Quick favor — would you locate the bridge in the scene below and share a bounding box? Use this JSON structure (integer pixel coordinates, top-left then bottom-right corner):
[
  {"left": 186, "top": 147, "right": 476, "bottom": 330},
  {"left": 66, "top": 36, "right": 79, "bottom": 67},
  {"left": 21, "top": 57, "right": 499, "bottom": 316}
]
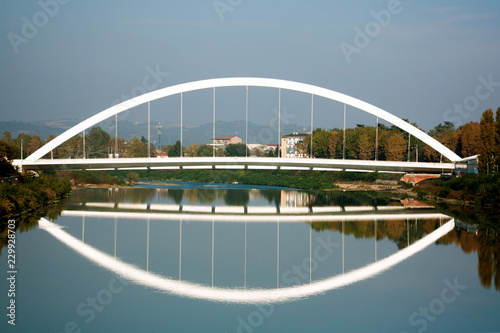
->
[
  {"left": 13, "top": 77, "right": 462, "bottom": 173},
  {"left": 18, "top": 156, "right": 455, "bottom": 173}
]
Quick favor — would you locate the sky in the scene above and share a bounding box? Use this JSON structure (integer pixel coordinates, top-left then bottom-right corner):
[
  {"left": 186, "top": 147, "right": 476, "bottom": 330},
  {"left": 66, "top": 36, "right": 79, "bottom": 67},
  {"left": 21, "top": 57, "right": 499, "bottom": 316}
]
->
[{"left": 1, "top": 0, "right": 499, "bottom": 133}]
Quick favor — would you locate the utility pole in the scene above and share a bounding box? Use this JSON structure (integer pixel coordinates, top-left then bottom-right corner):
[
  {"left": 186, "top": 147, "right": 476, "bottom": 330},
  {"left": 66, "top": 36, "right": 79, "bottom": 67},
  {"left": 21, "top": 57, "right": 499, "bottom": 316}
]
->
[
  {"left": 156, "top": 122, "right": 162, "bottom": 151},
  {"left": 83, "top": 131, "right": 85, "bottom": 159},
  {"left": 20, "top": 139, "right": 23, "bottom": 173}
]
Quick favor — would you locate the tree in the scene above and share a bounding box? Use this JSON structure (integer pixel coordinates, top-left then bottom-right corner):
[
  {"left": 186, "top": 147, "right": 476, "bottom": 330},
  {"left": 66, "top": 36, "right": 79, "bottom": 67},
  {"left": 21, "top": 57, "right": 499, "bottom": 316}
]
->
[
  {"left": 216, "top": 147, "right": 225, "bottom": 157},
  {"left": 266, "top": 147, "right": 278, "bottom": 157},
  {"left": 496, "top": 108, "right": 500, "bottom": 168},
  {"left": 87, "top": 126, "right": 110, "bottom": 158},
  {"left": 428, "top": 121, "right": 455, "bottom": 138},
  {"left": 479, "top": 109, "right": 496, "bottom": 173},
  {"left": 126, "top": 136, "right": 148, "bottom": 157},
  {"left": 311, "top": 129, "right": 330, "bottom": 158},
  {"left": 127, "top": 172, "right": 139, "bottom": 184},
  {"left": 422, "top": 130, "right": 458, "bottom": 163},
  {"left": 384, "top": 132, "right": 406, "bottom": 161},
  {"left": 296, "top": 139, "right": 308, "bottom": 157},
  {"left": 457, "top": 122, "right": 480, "bottom": 158},
  {"left": 0, "top": 141, "right": 17, "bottom": 176},
  {"left": 198, "top": 144, "right": 213, "bottom": 157},
  {"left": 28, "top": 136, "right": 41, "bottom": 155},
  {"left": 58, "top": 135, "right": 82, "bottom": 159},
  {"left": 250, "top": 147, "right": 266, "bottom": 157},
  {"left": 184, "top": 144, "right": 199, "bottom": 157},
  {"left": 149, "top": 143, "right": 157, "bottom": 157},
  {"left": 41, "top": 135, "right": 56, "bottom": 158},
  {"left": 358, "top": 133, "right": 373, "bottom": 160},
  {"left": 225, "top": 143, "right": 249, "bottom": 157},
  {"left": 328, "top": 131, "right": 340, "bottom": 159},
  {"left": 107, "top": 137, "right": 126, "bottom": 157},
  {"left": 2, "top": 131, "right": 13, "bottom": 144},
  {"left": 0, "top": 141, "right": 16, "bottom": 161},
  {"left": 168, "top": 141, "right": 181, "bottom": 157},
  {"left": 345, "top": 129, "right": 359, "bottom": 159}
]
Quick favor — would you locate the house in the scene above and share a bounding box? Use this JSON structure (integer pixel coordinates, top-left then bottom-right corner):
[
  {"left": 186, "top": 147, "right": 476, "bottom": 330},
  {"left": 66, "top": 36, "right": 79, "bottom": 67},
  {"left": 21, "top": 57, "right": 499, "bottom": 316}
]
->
[
  {"left": 280, "top": 132, "right": 308, "bottom": 158},
  {"left": 212, "top": 136, "right": 242, "bottom": 146}
]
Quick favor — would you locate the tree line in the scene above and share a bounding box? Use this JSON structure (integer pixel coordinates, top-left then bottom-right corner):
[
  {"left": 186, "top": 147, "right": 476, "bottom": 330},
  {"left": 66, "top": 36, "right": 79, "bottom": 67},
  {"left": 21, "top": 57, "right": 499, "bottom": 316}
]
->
[
  {"left": 1, "top": 108, "right": 499, "bottom": 173},
  {"left": 295, "top": 108, "right": 499, "bottom": 173},
  {"left": 0, "top": 127, "right": 256, "bottom": 159}
]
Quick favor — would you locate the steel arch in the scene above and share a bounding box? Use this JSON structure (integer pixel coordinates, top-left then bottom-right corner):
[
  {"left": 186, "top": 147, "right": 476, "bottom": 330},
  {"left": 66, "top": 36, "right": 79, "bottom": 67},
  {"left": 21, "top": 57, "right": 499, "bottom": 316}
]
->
[{"left": 25, "top": 78, "right": 461, "bottom": 162}]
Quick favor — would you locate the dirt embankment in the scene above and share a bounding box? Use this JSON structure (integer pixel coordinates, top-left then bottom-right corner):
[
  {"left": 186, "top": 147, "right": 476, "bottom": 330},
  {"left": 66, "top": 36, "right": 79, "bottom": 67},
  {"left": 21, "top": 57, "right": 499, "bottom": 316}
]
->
[{"left": 332, "top": 181, "right": 408, "bottom": 194}]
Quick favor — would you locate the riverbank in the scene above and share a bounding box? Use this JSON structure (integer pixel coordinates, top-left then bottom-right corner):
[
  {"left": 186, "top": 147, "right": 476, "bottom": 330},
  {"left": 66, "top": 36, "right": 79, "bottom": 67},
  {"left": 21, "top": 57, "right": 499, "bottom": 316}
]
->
[
  {"left": 0, "top": 174, "right": 71, "bottom": 220},
  {"left": 412, "top": 173, "right": 500, "bottom": 207},
  {"left": 109, "top": 169, "right": 403, "bottom": 190}
]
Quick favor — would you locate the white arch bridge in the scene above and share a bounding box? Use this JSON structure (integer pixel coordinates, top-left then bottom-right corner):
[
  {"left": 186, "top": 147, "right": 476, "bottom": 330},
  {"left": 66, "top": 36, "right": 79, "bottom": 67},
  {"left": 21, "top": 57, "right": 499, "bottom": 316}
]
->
[{"left": 14, "top": 77, "right": 460, "bottom": 173}]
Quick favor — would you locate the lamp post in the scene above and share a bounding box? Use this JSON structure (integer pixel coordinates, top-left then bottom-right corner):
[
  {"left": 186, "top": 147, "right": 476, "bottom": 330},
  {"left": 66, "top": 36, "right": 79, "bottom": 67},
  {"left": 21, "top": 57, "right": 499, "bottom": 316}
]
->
[{"left": 156, "top": 122, "right": 162, "bottom": 151}]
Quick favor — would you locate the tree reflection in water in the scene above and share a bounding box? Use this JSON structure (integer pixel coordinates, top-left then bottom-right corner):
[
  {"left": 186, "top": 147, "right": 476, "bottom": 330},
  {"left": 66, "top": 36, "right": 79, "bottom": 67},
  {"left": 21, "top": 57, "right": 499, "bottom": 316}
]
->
[{"left": 310, "top": 219, "right": 500, "bottom": 291}]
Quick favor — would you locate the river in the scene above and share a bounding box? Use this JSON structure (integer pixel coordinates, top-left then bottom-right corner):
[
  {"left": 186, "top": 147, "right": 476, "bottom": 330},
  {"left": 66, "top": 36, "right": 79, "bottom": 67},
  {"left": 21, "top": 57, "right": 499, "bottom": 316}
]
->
[{"left": 1, "top": 181, "right": 499, "bottom": 332}]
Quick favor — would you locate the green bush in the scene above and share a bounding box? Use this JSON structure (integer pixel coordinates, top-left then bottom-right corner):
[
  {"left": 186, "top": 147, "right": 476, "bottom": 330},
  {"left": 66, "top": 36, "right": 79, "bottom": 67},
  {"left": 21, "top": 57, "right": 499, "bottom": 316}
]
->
[
  {"left": 71, "top": 170, "right": 124, "bottom": 185},
  {"left": 437, "top": 186, "right": 450, "bottom": 198},
  {"left": 0, "top": 174, "right": 71, "bottom": 218},
  {"left": 434, "top": 173, "right": 499, "bottom": 205},
  {"left": 417, "top": 190, "right": 429, "bottom": 199}
]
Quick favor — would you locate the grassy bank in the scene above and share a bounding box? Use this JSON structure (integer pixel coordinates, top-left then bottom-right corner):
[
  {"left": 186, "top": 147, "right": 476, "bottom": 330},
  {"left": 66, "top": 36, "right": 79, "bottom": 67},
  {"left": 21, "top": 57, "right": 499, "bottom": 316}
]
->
[
  {"left": 67, "top": 170, "right": 127, "bottom": 186},
  {"left": 110, "top": 169, "right": 402, "bottom": 190}
]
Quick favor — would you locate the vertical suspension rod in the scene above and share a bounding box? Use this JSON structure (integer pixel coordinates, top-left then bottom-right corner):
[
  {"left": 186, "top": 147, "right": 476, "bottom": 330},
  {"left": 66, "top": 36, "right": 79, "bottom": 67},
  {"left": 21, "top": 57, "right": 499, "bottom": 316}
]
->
[
  {"left": 180, "top": 93, "right": 184, "bottom": 157},
  {"left": 278, "top": 88, "right": 281, "bottom": 158},
  {"left": 310, "top": 94, "right": 314, "bottom": 158},
  {"left": 375, "top": 117, "right": 379, "bottom": 161},
  {"left": 148, "top": 101, "right": 151, "bottom": 158},
  {"left": 343, "top": 104, "right": 346, "bottom": 160},
  {"left": 115, "top": 114, "right": 118, "bottom": 158},
  {"left": 245, "top": 86, "right": 248, "bottom": 158},
  {"left": 213, "top": 88, "right": 216, "bottom": 158}
]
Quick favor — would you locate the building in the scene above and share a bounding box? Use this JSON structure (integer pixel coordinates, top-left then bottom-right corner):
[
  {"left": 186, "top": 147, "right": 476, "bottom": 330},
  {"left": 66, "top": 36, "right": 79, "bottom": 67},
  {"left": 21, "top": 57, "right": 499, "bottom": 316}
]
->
[
  {"left": 454, "top": 155, "right": 479, "bottom": 175},
  {"left": 212, "top": 136, "right": 242, "bottom": 146},
  {"left": 280, "top": 132, "right": 308, "bottom": 158}
]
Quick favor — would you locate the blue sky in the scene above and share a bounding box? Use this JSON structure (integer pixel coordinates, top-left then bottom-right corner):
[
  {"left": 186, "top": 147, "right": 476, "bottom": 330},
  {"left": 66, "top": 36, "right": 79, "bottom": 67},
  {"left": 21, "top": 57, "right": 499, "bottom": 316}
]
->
[{"left": 1, "top": 0, "right": 499, "bottom": 131}]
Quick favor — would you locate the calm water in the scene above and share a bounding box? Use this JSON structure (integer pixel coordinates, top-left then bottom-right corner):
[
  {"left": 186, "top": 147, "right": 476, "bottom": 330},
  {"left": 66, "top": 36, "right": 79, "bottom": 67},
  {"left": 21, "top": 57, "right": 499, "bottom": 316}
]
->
[{"left": 1, "top": 182, "right": 499, "bottom": 332}]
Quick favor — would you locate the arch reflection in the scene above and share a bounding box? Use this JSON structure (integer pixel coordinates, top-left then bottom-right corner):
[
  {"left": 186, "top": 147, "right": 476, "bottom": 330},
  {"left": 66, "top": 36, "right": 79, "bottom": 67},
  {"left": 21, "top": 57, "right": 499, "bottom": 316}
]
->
[{"left": 39, "top": 212, "right": 455, "bottom": 304}]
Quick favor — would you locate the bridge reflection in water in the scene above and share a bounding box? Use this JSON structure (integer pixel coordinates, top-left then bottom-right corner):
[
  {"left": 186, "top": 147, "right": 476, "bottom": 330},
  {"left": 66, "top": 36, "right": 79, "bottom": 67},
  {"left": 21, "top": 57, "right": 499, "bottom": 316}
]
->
[{"left": 41, "top": 201, "right": 454, "bottom": 303}]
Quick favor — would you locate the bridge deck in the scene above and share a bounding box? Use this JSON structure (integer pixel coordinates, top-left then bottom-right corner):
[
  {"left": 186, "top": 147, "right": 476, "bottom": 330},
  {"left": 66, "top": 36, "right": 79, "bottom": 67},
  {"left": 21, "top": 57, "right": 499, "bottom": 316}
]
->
[{"left": 14, "top": 157, "right": 455, "bottom": 174}]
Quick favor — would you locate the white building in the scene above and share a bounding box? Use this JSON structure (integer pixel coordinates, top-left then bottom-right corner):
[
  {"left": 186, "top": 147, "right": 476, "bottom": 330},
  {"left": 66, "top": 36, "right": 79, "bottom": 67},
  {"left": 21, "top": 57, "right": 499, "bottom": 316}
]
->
[{"left": 280, "top": 132, "right": 308, "bottom": 158}]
